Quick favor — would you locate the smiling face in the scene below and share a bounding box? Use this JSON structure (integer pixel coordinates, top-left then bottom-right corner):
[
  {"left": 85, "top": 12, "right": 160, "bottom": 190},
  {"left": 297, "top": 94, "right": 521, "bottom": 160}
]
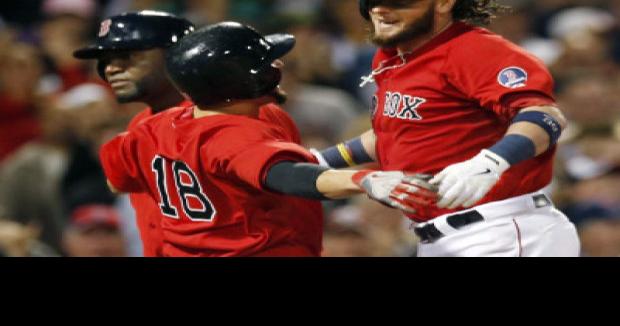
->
[
  {"left": 100, "top": 48, "right": 168, "bottom": 103},
  {"left": 368, "top": 0, "right": 436, "bottom": 48}
]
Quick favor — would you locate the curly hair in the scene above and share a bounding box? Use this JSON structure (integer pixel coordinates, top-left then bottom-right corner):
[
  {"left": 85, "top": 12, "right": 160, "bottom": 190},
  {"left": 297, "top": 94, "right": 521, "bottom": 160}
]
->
[{"left": 451, "top": 0, "right": 510, "bottom": 26}]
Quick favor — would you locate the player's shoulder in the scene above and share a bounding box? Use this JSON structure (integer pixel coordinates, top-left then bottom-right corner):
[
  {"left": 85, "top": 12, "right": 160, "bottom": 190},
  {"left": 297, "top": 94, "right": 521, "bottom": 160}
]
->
[
  {"left": 128, "top": 102, "right": 192, "bottom": 131},
  {"left": 212, "top": 112, "right": 291, "bottom": 146},
  {"left": 258, "top": 103, "right": 300, "bottom": 142},
  {"left": 448, "top": 22, "right": 505, "bottom": 44},
  {"left": 446, "top": 22, "right": 530, "bottom": 57},
  {"left": 150, "top": 105, "right": 188, "bottom": 123},
  {"left": 259, "top": 102, "right": 285, "bottom": 114},
  {"left": 258, "top": 103, "right": 292, "bottom": 121},
  {"left": 197, "top": 116, "right": 284, "bottom": 157},
  {"left": 230, "top": 113, "right": 282, "bottom": 135},
  {"left": 129, "top": 106, "right": 187, "bottom": 139},
  {"left": 127, "top": 107, "right": 153, "bottom": 131}
]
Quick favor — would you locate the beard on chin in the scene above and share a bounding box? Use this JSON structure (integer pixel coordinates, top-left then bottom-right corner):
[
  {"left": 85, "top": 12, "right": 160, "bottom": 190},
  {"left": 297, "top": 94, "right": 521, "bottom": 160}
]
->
[
  {"left": 114, "top": 83, "right": 146, "bottom": 103},
  {"left": 369, "top": 6, "right": 435, "bottom": 48}
]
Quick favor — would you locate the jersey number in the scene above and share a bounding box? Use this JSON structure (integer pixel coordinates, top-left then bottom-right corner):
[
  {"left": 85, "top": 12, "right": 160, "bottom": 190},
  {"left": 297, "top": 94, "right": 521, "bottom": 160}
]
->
[{"left": 151, "top": 156, "right": 216, "bottom": 222}]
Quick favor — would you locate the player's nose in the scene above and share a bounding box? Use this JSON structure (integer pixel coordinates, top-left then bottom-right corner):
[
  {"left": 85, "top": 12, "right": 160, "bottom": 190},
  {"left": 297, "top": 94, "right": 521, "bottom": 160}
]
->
[{"left": 105, "top": 58, "right": 128, "bottom": 77}]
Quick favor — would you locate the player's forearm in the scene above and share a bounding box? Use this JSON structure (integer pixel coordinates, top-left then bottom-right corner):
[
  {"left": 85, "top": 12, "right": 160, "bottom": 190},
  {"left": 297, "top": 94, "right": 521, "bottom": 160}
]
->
[
  {"left": 360, "top": 129, "right": 378, "bottom": 160},
  {"left": 264, "top": 162, "right": 362, "bottom": 200},
  {"left": 482, "top": 105, "right": 565, "bottom": 168},
  {"left": 311, "top": 129, "right": 377, "bottom": 168},
  {"left": 315, "top": 169, "right": 364, "bottom": 199},
  {"left": 505, "top": 106, "right": 567, "bottom": 155}
]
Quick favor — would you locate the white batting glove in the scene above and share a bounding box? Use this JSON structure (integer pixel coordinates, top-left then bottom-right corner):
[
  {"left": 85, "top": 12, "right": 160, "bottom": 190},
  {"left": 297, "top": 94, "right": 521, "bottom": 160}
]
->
[
  {"left": 430, "top": 149, "right": 510, "bottom": 209},
  {"left": 353, "top": 170, "right": 438, "bottom": 214}
]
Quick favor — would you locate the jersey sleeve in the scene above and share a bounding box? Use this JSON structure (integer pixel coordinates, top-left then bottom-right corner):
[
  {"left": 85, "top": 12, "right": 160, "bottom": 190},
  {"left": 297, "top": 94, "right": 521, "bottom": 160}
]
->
[
  {"left": 201, "top": 122, "right": 317, "bottom": 191},
  {"left": 443, "top": 32, "right": 556, "bottom": 121},
  {"left": 99, "top": 131, "right": 145, "bottom": 193}
]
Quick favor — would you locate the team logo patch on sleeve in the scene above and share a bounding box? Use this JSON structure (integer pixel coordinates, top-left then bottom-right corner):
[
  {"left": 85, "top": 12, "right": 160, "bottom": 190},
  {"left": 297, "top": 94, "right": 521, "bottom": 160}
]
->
[
  {"left": 498, "top": 67, "right": 528, "bottom": 89},
  {"left": 98, "top": 19, "right": 112, "bottom": 37}
]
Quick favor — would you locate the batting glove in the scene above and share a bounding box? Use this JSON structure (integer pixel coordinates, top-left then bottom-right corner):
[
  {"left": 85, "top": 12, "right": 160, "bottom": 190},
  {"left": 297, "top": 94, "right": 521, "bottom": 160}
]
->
[
  {"left": 353, "top": 170, "right": 438, "bottom": 214},
  {"left": 430, "top": 149, "right": 510, "bottom": 209}
]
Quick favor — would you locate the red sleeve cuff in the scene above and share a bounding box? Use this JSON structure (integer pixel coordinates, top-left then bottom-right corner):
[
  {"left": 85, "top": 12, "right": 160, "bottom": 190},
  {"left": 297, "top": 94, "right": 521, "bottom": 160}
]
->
[
  {"left": 500, "top": 91, "right": 557, "bottom": 120},
  {"left": 227, "top": 141, "right": 318, "bottom": 191}
]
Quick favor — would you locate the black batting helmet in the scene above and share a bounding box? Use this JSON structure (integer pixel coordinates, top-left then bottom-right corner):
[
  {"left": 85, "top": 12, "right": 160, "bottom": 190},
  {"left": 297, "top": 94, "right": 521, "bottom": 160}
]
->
[
  {"left": 73, "top": 10, "right": 195, "bottom": 79},
  {"left": 165, "top": 21, "right": 295, "bottom": 107}
]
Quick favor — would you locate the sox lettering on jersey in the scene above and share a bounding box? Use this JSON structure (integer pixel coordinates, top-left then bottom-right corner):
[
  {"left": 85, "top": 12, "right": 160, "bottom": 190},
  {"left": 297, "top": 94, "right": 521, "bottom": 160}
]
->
[{"left": 383, "top": 92, "right": 425, "bottom": 121}]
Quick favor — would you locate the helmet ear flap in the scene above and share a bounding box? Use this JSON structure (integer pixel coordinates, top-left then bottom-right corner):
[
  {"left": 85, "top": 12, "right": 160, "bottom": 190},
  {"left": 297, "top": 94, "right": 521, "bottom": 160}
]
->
[{"left": 249, "top": 65, "right": 281, "bottom": 99}]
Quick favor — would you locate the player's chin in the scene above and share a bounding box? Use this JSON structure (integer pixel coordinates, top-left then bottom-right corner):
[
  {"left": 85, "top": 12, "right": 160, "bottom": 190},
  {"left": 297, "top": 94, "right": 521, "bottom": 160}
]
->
[
  {"left": 114, "top": 89, "right": 142, "bottom": 103},
  {"left": 370, "top": 32, "right": 402, "bottom": 48},
  {"left": 369, "top": 23, "right": 398, "bottom": 44}
]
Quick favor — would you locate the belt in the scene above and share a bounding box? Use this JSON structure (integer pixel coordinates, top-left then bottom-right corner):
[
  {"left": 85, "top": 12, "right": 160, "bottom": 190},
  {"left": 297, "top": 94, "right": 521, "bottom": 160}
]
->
[
  {"left": 414, "top": 211, "right": 484, "bottom": 242},
  {"left": 413, "top": 194, "right": 553, "bottom": 243}
]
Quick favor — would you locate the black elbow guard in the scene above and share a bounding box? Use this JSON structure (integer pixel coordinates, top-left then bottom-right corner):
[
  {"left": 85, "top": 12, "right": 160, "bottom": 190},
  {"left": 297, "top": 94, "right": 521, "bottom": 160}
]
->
[{"left": 264, "top": 161, "right": 329, "bottom": 200}]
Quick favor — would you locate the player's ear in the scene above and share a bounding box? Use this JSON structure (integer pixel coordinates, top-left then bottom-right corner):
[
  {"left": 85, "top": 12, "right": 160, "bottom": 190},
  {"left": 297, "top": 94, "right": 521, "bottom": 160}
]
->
[
  {"left": 271, "top": 59, "right": 285, "bottom": 69},
  {"left": 435, "top": 0, "right": 457, "bottom": 15}
]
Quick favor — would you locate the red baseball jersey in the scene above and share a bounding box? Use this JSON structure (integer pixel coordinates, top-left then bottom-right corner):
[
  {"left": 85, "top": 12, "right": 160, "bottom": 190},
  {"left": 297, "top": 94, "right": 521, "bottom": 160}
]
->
[
  {"left": 370, "top": 22, "right": 557, "bottom": 222},
  {"left": 125, "top": 101, "right": 192, "bottom": 257},
  {"left": 101, "top": 103, "right": 323, "bottom": 257}
]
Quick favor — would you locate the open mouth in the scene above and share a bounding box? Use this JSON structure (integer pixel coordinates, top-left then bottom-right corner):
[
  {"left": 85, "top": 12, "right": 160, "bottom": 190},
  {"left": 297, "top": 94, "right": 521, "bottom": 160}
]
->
[{"left": 377, "top": 19, "right": 400, "bottom": 30}]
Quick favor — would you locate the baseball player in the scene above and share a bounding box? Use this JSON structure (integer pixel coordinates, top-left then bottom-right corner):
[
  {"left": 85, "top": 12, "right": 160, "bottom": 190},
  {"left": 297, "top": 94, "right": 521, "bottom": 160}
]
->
[
  {"left": 312, "top": 0, "right": 580, "bottom": 257},
  {"left": 73, "top": 11, "right": 196, "bottom": 256},
  {"left": 99, "top": 22, "right": 430, "bottom": 257}
]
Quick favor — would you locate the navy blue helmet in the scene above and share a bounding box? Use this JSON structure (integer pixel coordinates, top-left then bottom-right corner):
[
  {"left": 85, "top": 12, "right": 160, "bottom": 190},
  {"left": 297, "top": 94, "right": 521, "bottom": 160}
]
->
[
  {"left": 165, "top": 21, "right": 295, "bottom": 107},
  {"left": 73, "top": 10, "right": 195, "bottom": 79}
]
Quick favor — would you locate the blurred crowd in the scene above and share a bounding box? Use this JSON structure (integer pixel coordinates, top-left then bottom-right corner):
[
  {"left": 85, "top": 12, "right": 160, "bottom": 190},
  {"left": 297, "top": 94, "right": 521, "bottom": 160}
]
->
[{"left": 0, "top": 0, "right": 618, "bottom": 257}]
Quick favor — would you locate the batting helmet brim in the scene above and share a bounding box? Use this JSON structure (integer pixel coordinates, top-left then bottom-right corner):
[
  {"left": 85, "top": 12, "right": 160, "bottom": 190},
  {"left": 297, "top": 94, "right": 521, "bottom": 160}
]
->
[
  {"left": 73, "top": 46, "right": 99, "bottom": 59},
  {"left": 73, "top": 11, "right": 195, "bottom": 60},
  {"left": 264, "top": 33, "right": 296, "bottom": 61},
  {"left": 73, "top": 44, "right": 150, "bottom": 59}
]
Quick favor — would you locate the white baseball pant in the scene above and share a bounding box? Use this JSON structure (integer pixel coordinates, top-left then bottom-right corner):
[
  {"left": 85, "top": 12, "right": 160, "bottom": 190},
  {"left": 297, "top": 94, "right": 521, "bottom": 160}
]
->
[{"left": 413, "top": 190, "right": 580, "bottom": 257}]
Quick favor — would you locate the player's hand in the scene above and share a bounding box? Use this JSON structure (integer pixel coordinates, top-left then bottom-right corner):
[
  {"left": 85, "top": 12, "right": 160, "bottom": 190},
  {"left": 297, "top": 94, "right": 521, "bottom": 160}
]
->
[
  {"left": 430, "top": 150, "right": 510, "bottom": 209},
  {"left": 353, "top": 170, "right": 438, "bottom": 214},
  {"left": 397, "top": 173, "right": 440, "bottom": 216}
]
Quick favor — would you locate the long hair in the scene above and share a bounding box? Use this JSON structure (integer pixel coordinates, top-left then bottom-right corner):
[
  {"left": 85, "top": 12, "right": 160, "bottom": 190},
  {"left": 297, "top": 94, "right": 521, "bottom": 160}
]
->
[{"left": 451, "top": 0, "right": 510, "bottom": 26}]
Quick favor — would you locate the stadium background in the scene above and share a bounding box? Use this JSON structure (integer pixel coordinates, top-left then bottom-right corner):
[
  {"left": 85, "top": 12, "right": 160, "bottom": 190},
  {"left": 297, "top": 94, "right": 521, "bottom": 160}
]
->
[{"left": 0, "top": 0, "right": 618, "bottom": 257}]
